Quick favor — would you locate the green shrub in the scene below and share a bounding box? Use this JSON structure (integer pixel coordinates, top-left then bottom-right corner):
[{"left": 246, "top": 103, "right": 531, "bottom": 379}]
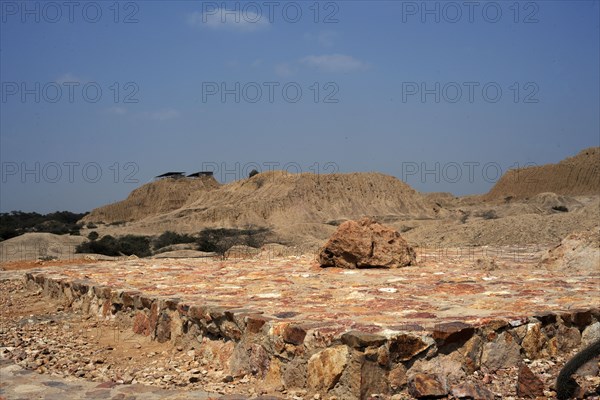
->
[
  {"left": 249, "top": 169, "right": 259, "bottom": 178},
  {"left": 0, "top": 210, "right": 87, "bottom": 240},
  {"left": 76, "top": 234, "right": 151, "bottom": 257},
  {"left": 153, "top": 231, "right": 196, "bottom": 250},
  {"left": 118, "top": 235, "right": 151, "bottom": 257},
  {"left": 196, "top": 227, "right": 270, "bottom": 257},
  {"left": 88, "top": 231, "right": 99, "bottom": 241}
]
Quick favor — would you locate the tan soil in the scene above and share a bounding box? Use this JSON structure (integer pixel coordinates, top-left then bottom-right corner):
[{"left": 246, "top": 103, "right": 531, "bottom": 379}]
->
[
  {"left": 5, "top": 148, "right": 600, "bottom": 261},
  {"left": 484, "top": 147, "right": 600, "bottom": 201},
  {"left": 81, "top": 176, "right": 220, "bottom": 224},
  {"left": 0, "top": 232, "right": 88, "bottom": 263}
]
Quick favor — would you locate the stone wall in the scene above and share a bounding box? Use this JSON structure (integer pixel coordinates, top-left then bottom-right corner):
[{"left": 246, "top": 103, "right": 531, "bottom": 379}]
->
[{"left": 24, "top": 271, "right": 600, "bottom": 399}]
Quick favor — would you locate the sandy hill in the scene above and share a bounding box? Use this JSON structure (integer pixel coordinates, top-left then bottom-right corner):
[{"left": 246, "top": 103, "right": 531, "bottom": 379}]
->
[
  {"left": 78, "top": 149, "right": 600, "bottom": 249},
  {"left": 539, "top": 225, "right": 599, "bottom": 272},
  {"left": 84, "top": 171, "right": 436, "bottom": 243},
  {"left": 81, "top": 176, "right": 220, "bottom": 224},
  {"left": 140, "top": 170, "right": 433, "bottom": 229},
  {"left": 0, "top": 232, "right": 87, "bottom": 262},
  {"left": 484, "top": 147, "right": 600, "bottom": 201}
]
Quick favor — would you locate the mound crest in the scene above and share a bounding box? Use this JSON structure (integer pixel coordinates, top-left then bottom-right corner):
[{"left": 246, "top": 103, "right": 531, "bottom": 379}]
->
[
  {"left": 146, "top": 171, "right": 434, "bottom": 229},
  {"left": 82, "top": 176, "right": 220, "bottom": 224},
  {"left": 485, "top": 147, "right": 600, "bottom": 200}
]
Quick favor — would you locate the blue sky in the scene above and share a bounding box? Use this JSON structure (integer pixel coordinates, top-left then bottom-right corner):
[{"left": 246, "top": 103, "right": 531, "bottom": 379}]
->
[{"left": 1, "top": 0, "right": 599, "bottom": 213}]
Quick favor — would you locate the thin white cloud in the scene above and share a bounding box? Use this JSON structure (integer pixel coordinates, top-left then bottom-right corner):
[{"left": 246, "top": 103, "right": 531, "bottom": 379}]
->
[
  {"left": 274, "top": 63, "right": 296, "bottom": 77},
  {"left": 106, "top": 106, "right": 127, "bottom": 116},
  {"left": 301, "top": 54, "right": 369, "bottom": 73},
  {"left": 304, "top": 31, "right": 339, "bottom": 47},
  {"left": 226, "top": 60, "right": 240, "bottom": 68},
  {"left": 150, "top": 109, "right": 181, "bottom": 121},
  {"left": 187, "top": 9, "right": 269, "bottom": 32},
  {"left": 138, "top": 109, "right": 181, "bottom": 121},
  {"left": 55, "top": 73, "right": 83, "bottom": 84}
]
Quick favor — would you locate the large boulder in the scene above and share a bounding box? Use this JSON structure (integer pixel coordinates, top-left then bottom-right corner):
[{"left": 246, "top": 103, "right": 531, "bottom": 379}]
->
[{"left": 318, "top": 217, "right": 416, "bottom": 269}]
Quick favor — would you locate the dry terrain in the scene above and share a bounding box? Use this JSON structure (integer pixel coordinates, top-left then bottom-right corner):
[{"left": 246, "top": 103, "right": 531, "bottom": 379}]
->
[{"left": 1, "top": 147, "right": 599, "bottom": 399}]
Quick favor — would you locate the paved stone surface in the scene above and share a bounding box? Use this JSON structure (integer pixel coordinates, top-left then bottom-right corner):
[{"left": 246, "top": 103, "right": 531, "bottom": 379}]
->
[
  {"left": 16, "top": 247, "right": 598, "bottom": 333},
  {"left": 3, "top": 247, "right": 600, "bottom": 399}
]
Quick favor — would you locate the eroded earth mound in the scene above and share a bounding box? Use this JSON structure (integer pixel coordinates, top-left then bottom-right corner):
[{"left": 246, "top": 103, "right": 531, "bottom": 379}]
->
[
  {"left": 485, "top": 147, "right": 600, "bottom": 201},
  {"left": 82, "top": 175, "right": 220, "bottom": 224}
]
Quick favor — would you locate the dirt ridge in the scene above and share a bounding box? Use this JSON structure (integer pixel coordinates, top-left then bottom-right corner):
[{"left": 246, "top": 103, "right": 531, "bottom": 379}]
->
[
  {"left": 484, "top": 147, "right": 600, "bottom": 200},
  {"left": 81, "top": 176, "right": 220, "bottom": 224}
]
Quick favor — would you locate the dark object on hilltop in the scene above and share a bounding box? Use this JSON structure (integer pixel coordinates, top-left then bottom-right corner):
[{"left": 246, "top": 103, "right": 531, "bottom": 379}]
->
[
  {"left": 249, "top": 169, "right": 259, "bottom": 178},
  {"left": 318, "top": 217, "right": 416, "bottom": 269},
  {"left": 552, "top": 205, "right": 569, "bottom": 212},
  {"left": 556, "top": 339, "right": 600, "bottom": 399},
  {"left": 155, "top": 172, "right": 186, "bottom": 179},
  {"left": 188, "top": 171, "right": 214, "bottom": 178}
]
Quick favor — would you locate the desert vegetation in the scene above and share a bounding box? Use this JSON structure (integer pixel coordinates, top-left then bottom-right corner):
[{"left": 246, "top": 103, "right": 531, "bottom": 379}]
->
[
  {"left": 196, "top": 227, "right": 271, "bottom": 257},
  {"left": 0, "top": 211, "right": 87, "bottom": 241},
  {"left": 72, "top": 227, "right": 271, "bottom": 259},
  {"left": 152, "top": 231, "right": 196, "bottom": 251},
  {"left": 75, "top": 234, "right": 151, "bottom": 257}
]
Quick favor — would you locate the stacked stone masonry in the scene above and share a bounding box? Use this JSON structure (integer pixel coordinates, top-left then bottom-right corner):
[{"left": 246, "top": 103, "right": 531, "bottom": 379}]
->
[{"left": 22, "top": 251, "right": 600, "bottom": 398}]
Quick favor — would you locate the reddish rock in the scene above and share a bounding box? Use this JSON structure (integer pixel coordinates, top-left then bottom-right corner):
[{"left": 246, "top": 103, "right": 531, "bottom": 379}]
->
[
  {"left": 408, "top": 373, "right": 448, "bottom": 398},
  {"left": 481, "top": 331, "right": 521, "bottom": 371},
  {"left": 521, "top": 323, "right": 548, "bottom": 359},
  {"left": 155, "top": 312, "right": 171, "bottom": 343},
  {"left": 341, "top": 330, "right": 387, "bottom": 349},
  {"left": 516, "top": 364, "right": 545, "bottom": 398},
  {"left": 148, "top": 303, "right": 159, "bottom": 335},
  {"left": 162, "top": 297, "right": 180, "bottom": 311},
  {"left": 283, "top": 324, "right": 307, "bottom": 345},
  {"left": 389, "top": 334, "right": 433, "bottom": 362},
  {"left": 432, "top": 322, "right": 475, "bottom": 347},
  {"left": 361, "top": 360, "right": 390, "bottom": 398},
  {"left": 121, "top": 290, "right": 140, "bottom": 308},
  {"left": 219, "top": 320, "right": 242, "bottom": 341},
  {"left": 101, "top": 299, "right": 111, "bottom": 317},
  {"left": 318, "top": 217, "right": 416, "bottom": 269},
  {"left": 307, "top": 346, "right": 349, "bottom": 391},
  {"left": 389, "top": 364, "right": 408, "bottom": 389},
  {"left": 132, "top": 312, "right": 151, "bottom": 336},
  {"left": 572, "top": 310, "right": 593, "bottom": 328},
  {"left": 248, "top": 344, "right": 271, "bottom": 378},
  {"left": 93, "top": 285, "right": 112, "bottom": 299},
  {"left": 246, "top": 315, "right": 270, "bottom": 334},
  {"left": 459, "top": 336, "right": 484, "bottom": 374},
  {"left": 451, "top": 382, "right": 495, "bottom": 400}
]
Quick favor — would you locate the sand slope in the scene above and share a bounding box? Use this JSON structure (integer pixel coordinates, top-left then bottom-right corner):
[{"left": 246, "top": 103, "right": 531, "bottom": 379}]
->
[
  {"left": 82, "top": 176, "right": 220, "bottom": 224},
  {"left": 0, "top": 232, "right": 87, "bottom": 262},
  {"left": 485, "top": 147, "right": 600, "bottom": 200}
]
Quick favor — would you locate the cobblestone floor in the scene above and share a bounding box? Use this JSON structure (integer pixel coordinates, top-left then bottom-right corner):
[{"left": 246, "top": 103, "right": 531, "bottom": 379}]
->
[
  {"left": 21, "top": 247, "right": 598, "bottom": 334},
  {"left": 2, "top": 247, "right": 599, "bottom": 400}
]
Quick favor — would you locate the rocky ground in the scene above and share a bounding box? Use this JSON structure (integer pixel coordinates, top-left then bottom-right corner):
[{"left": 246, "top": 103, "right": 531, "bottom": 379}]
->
[{"left": 1, "top": 277, "right": 599, "bottom": 400}]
